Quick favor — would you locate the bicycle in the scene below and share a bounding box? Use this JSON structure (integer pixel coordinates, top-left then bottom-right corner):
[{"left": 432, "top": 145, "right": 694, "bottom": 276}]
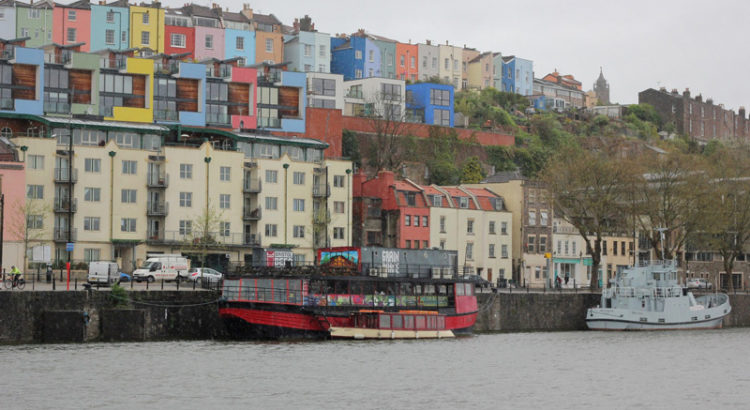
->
[{"left": 3, "top": 275, "right": 25, "bottom": 290}]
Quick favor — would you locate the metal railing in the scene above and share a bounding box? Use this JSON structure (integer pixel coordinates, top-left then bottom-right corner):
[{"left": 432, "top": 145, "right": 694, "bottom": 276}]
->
[
  {"left": 100, "top": 57, "right": 126, "bottom": 70},
  {"left": 243, "top": 178, "right": 261, "bottom": 193},
  {"left": 146, "top": 201, "right": 168, "bottom": 216},
  {"left": 152, "top": 230, "right": 247, "bottom": 246},
  {"left": 53, "top": 228, "right": 77, "bottom": 242},
  {"left": 146, "top": 172, "right": 169, "bottom": 188},
  {"left": 154, "top": 61, "right": 179, "bottom": 75},
  {"left": 312, "top": 183, "right": 330, "bottom": 197},
  {"left": 154, "top": 109, "right": 179, "bottom": 121},
  {"left": 206, "top": 113, "right": 231, "bottom": 126},
  {"left": 44, "top": 102, "right": 70, "bottom": 114},
  {"left": 0, "top": 97, "right": 13, "bottom": 110},
  {"left": 54, "top": 167, "right": 78, "bottom": 183},
  {"left": 244, "top": 233, "right": 260, "bottom": 246},
  {"left": 243, "top": 206, "right": 262, "bottom": 221},
  {"left": 53, "top": 197, "right": 77, "bottom": 213},
  {"left": 1, "top": 45, "right": 15, "bottom": 60},
  {"left": 257, "top": 117, "right": 281, "bottom": 129},
  {"left": 345, "top": 90, "right": 363, "bottom": 99}
]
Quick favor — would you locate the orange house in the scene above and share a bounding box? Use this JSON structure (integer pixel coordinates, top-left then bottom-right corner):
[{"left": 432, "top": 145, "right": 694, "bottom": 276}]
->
[
  {"left": 396, "top": 42, "right": 418, "bottom": 82},
  {"left": 241, "top": 5, "right": 284, "bottom": 64}
]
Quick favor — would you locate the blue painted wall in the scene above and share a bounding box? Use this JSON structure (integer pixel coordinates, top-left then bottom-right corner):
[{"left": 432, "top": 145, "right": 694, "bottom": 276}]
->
[
  {"left": 89, "top": 4, "right": 130, "bottom": 52},
  {"left": 331, "top": 36, "right": 367, "bottom": 80},
  {"left": 501, "top": 58, "right": 515, "bottom": 93},
  {"left": 279, "top": 71, "right": 306, "bottom": 133},
  {"left": 2, "top": 47, "right": 44, "bottom": 115},
  {"left": 406, "top": 82, "right": 454, "bottom": 127},
  {"left": 514, "top": 57, "right": 533, "bottom": 96},
  {"left": 285, "top": 31, "right": 331, "bottom": 73},
  {"left": 177, "top": 62, "right": 206, "bottom": 127},
  {"left": 224, "top": 28, "right": 255, "bottom": 65}
]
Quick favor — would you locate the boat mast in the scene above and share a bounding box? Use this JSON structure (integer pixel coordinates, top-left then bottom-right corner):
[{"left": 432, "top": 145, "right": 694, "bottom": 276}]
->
[{"left": 655, "top": 227, "right": 667, "bottom": 262}]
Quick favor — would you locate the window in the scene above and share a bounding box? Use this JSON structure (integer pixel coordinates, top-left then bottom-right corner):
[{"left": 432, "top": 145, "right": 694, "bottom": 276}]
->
[
  {"left": 105, "top": 29, "right": 115, "bottom": 45},
  {"left": 265, "top": 170, "right": 278, "bottom": 183},
  {"left": 333, "top": 175, "right": 345, "bottom": 187},
  {"left": 444, "top": 58, "right": 449, "bottom": 69},
  {"left": 84, "top": 187, "right": 100, "bottom": 202},
  {"left": 405, "top": 192, "right": 416, "bottom": 206},
  {"left": 106, "top": 11, "right": 114, "bottom": 22},
  {"left": 27, "top": 215, "right": 43, "bottom": 230},
  {"left": 265, "top": 196, "right": 278, "bottom": 210},
  {"left": 405, "top": 215, "right": 411, "bottom": 226},
  {"left": 67, "top": 26, "right": 76, "bottom": 42},
  {"left": 434, "top": 109, "right": 450, "bottom": 126},
  {"left": 312, "top": 78, "right": 336, "bottom": 97},
  {"left": 466, "top": 243, "right": 474, "bottom": 260},
  {"left": 84, "top": 217, "right": 100, "bottom": 231},
  {"left": 293, "top": 225, "right": 305, "bottom": 238},
  {"left": 122, "top": 160, "right": 137, "bottom": 175},
  {"left": 440, "top": 240, "right": 445, "bottom": 250},
  {"left": 293, "top": 171, "right": 305, "bottom": 185},
  {"left": 141, "top": 31, "right": 150, "bottom": 45},
  {"left": 414, "top": 215, "right": 420, "bottom": 227},
  {"left": 219, "top": 194, "right": 230, "bottom": 209},
  {"left": 220, "top": 166, "right": 231, "bottom": 181},
  {"left": 489, "top": 221, "right": 496, "bottom": 234},
  {"left": 459, "top": 197, "right": 469, "bottom": 208},
  {"left": 369, "top": 50, "right": 374, "bottom": 62},
  {"left": 334, "top": 201, "right": 345, "bottom": 213},
  {"left": 265, "top": 224, "right": 277, "bottom": 237},
  {"left": 540, "top": 211, "right": 548, "bottom": 226},
  {"left": 319, "top": 45, "right": 326, "bottom": 57},
  {"left": 171, "top": 33, "right": 186, "bottom": 48},
  {"left": 205, "top": 34, "right": 213, "bottom": 49},
  {"left": 180, "top": 164, "right": 193, "bottom": 179},
  {"left": 613, "top": 240, "right": 618, "bottom": 256},
  {"left": 602, "top": 240, "right": 608, "bottom": 256},
  {"left": 122, "top": 31, "right": 127, "bottom": 43},
  {"left": 528, "top": 210, "right": 536, "bottom": 225},
  {"left": 432, "top": 195, "right": 442, "bottom": 207},
  {"left": 355, "top": 50, "right": 362, "bottom": 60},
  {"left": 539, "top": 236, "right": 547, "bottom": 252},
  {"left": 179, "top": 220, "right": 192, "bottom": 235},
  {"left": 501, "top": 244, "right": 508, "bottom": 258},
  {"left": 265, "top": 38, "right": 273, "bottom": 52},
  {"left": 29, "top": 9, "right": 41, "bottom": 19},
  {"left": 142, "top": 13, "right": 149, "bottom": 24},
  {"left": 430, "top": 89, "right": 451, "bottom": 106},
  {"left": 293, "top": 199, "right": 305, "bottom": 212},
  {"left": 400, "top": 55, "right": 405, "bottom": 67},
  {"left": 236, "top": 36, "right": 244, "bottom": 50},
  {"left": 84, "top": 249, "right": 101, "bottom": 263},
  {"left": 501, "top": 221, "right": 508, "bottom": 235},
  {"left": 121, "top": 218, "right": 136, "bottom": 232},
  {"left": 121, "top": 189, "right": 136, "bottom": 203},
  {"left": 527, "top": 235, "right": 536, "bottom": 253},
  {"left": 489, "top": 244, "right": 496, "bottom": 258},
  {"left": 28, "top": 155, "right": 44, "bottom": 170},
  {"left": 422, "top": 216, "right": 428, "bottom": 227},
  {"left": 68, "top": 10, "right": 76, "bottom": 21},
  {"left": 220, "top": 222, "right": 230, "bottom": 237},
  {"left": 440, "top": 216, "right": 446, "bottom": 233},
  {"left": 467, "top": 219, "right": 474, "bottom": 234},
  {"left": 179, "top": 192, "right": 192, "bottom": 207},
  {"left": 333, "top": 227, "right": 345, "bottom": 240}
]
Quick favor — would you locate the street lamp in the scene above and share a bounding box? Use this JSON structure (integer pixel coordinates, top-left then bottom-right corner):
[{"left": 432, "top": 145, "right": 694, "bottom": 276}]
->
[
  {"left": 283, "top": 163, "right": 289, "bottom": 244},
  {"left": 346, "top": 168, "right": 351, "bottom": 246}
]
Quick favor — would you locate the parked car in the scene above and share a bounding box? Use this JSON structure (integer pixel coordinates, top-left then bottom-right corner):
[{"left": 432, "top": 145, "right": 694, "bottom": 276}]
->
[
  {"left": 119, "top": 272, "right": 131, "bottom": 282},
  {"left": 87, "top": 261, "right": 120, "bottom": 286},
  {"left": 187, "top": 267, "right": 223, "bottom": 283},
  {"left": 687, "top": 278, "right": 712, "bottom": 289}
]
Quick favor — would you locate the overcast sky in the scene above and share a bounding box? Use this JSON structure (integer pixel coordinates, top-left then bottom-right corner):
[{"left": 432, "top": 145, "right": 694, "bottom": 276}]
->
[{"left": 165, "top": 0, "right": 750, "bottom": 110}]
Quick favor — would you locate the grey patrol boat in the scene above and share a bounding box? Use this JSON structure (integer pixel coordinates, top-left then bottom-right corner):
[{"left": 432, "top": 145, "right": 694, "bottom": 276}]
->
[{"left": 587, "top": 231, "right": 731, "bottom": 330}]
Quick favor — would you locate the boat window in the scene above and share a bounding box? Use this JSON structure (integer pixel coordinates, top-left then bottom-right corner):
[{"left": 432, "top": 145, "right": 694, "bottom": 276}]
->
[
  {"left": 273, "top": 280, "right": 287, "bottom": 303},
  {"left": 428, "top": 316, "right": 436, "bottom": 329},
  {"left": 240, "top": 279, "right": 255, "bottom": 301},
  {"left": 288, "top": 280, "right": 301, "bottom": 304},
  {"left": 223, "top": 279, "right": 240, "bottom": 301},
  {"left": 414, "top": 285, "right": 422, "bottom": 295},
  {"left": 400, "top": 282, "right": 413, "bottom": 295},
  {"left": 257, "top": 279, "right": 271, "bottom": 301},
  {"left": 404, "top": 315, "right": 414, "bottom": 329},
  {"left": 456, "top": 284, "right": 464, "bottom": 296},
  {"left": 424, "top": 284, "right": 435, "bottom": 295},
  {"left": 380, "top": 314, "right": 391, "bottom": 329},
  {"left": 465, "top": 283, "right": 474, "bottom": 296},
  {"left": 415, "top": 315, "right": 426, "bottom": 329},
  {"left": 392, "top": 315, "right": 403, "bottom": 329},
  {"left": 437, "top": 316, "right": 445, "bottom": 328},
  {"left": 438, "top": 285, "right": 446, "bottom": 295}
]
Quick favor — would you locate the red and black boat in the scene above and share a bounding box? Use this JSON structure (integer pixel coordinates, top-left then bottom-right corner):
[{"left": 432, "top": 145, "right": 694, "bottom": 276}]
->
[{"left": 219, "top": 247, "right": 480, "bottom": 339}]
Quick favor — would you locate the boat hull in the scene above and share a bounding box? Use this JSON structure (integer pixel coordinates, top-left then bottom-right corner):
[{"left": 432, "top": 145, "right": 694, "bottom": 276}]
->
[
  {"left": 586, "top": 305, "right": 731, "bottom": 331},
  {"left": 329, "top": 327, "right": 455, "bottom": 339}
]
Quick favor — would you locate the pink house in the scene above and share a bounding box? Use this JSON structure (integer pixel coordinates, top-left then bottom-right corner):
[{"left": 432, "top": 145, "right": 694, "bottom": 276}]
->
[
  {"left": 53, "top": 0, "right": 92, "bottom": 52},
  {"left": 182, "top": 4, "right": 224, "bottom": 61},
  {"left": 230, "top": 65, "right": 257, "bottom": 130}
]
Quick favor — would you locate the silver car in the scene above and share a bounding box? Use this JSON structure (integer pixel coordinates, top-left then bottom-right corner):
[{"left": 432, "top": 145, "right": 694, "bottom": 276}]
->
[
  {"left": 686, "top": 278, "right": 712, "bottom": 289},
  {"left": 187, "top": 267, "right": 223, "bottom": 283}
]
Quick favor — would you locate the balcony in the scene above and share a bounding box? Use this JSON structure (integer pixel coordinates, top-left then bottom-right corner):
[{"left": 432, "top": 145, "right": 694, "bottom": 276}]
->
[
  {"left": 147, "top": 229, "right": 164, "bottom": 242},
  {"left": 44, "top": 101, "right": 71, "bottom": 114},
  {"left": 258, "top": 71, "right": 281, "bottom": 84},
  {"left": 54, "top": 198, "right": 77, "bottom": 213},
  {"left": 313, "top": 183, "right": 330, "bottom": 198},
  {"left": 243, "top": 178, "right": 261, "bottom": 193},
  {"left": 100, "top": 57, "right": 126, "bottom": 70},
  {"left": 154, "top": 61, "right": 179, "bottom": 75},
  {"left": 44, "top": 52, "right": 71, "bottom": 65},
  {"left": 206, "top": 113, "right": 231, "bottom": 127},
  {"left": 0, "top": 45, "right": 15, "bottom": 60},
  {"left": 313, "top": 209, "right": 331, "bottom": 224},
  {"left": 147, "top": 201, "right": 168, "bottom": 217},
  {"left": 150, "top": 230, "right": 247, "bottom": 246},
  {"left": 154, "top": 109, "right": 179, "bottom": 121},
  {"left": 53, "top": 228, "right": 77, "bottom": 242},
  {"left": 54, "top": 168, "right": 78, "bottom": 183},
  {"left": 257, "top": 117, "right": 281, "bottom": 129},
  {"left": 146, "top": 172, "right": 169, "bottom": 188},
  {"left": 244, "top": 233, "right": 261, "bottom": 246},
  {"left": 0, "top": 98, "right": 14, "bottom": 110},
  {"left": 345, "top": 89, "right": 363, "bottom": 99},
  {"left": 243, "top": 206, "right": 262, "bottom": 221}
]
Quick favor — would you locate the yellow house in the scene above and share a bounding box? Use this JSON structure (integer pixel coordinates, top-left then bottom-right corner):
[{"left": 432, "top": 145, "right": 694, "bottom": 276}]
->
[
  {"left": 130, "top": 4, "right": 165, "bottom": 54},
  {"left": 104, "top": 57, "right": 154, "bottom": 123}
]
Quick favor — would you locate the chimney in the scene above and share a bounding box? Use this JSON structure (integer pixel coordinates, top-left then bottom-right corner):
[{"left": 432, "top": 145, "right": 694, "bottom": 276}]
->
[
  {"left": 707, "top": 98, "right": 713, "bottom": 105},
  {"left": 293, "top": 17, "right": 300, "bottom": 33},
  {"left": 445, "top": 40, "right": 449, "bottom": 45},
  {"left": 671, "top": 88, "right": 678, "bottom": 95},
  {"left": 659, "top": 86, "right": 667, "bottom": 92},
  {"left": 426, "top": 39, "right": 431, "bottom": 45},
  {"left": 683, "top": 88, "right": 690, "bottom": 99},
  {"left": 212, "top": 3, "right": 219, "bottom": 9},
  {"left": 241, "top": 3, "right": 253, "bottom": 19},
  {"left": 352, "top": 170, "right": 367, "bottom": 197},
  {"left": 695, "top": 94, "right": 702, "bottom": 102},
  {"left": 739, "top": 107, "right": 746, "bottom": 118}
]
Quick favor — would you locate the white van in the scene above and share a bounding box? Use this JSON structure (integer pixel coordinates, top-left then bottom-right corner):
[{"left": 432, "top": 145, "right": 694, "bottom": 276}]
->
[
  {"left": 132, "top": 254, "right": 189, "bottom": 282},
  {"left": 87, "top": 261, "right": 120, "bottom": 285}
]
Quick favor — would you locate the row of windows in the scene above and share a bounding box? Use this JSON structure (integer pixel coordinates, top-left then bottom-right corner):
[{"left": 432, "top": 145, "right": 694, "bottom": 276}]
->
[
  {"left": 528, "top": 210, "right": 549, "bottom": 226},
  {"left": 601, "top": 240, "right": 634, "bottom": 256},
  {"left": 303, "top": 44, "right": 327, "bottom": 58},
  {"left": 404, "top": 215, "right": 429, "bottom": 227},
  {"left": 261, "top": 224, "right": 345, "bottom": 239}
]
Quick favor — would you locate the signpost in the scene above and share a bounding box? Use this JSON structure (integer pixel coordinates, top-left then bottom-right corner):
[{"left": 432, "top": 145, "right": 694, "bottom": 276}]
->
[{"left": 66, "top": 242, "right": 74, "bottom": 290}]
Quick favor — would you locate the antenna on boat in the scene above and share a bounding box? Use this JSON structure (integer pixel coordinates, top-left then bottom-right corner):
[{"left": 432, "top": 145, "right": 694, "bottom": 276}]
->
[{"left": 655, "top": 227, "right": 667, "bottom": 262}]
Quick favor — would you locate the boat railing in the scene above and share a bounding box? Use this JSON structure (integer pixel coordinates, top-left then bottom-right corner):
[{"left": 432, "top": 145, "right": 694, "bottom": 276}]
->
[
  {"left": 610, "top": 286, "right": 683, "bottom": 298},
  {"left": 636, "top": 260, "right": 677, "bottom": 268}
]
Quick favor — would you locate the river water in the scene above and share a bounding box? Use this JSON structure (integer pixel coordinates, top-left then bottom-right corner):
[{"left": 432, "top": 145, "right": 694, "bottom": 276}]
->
[{"left": 2, "top": 329, "right": 749, "bottom": 410}]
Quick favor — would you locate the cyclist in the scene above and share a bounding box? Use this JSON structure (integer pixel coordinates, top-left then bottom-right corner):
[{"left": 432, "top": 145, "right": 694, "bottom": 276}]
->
[{"left": 9, "top": 265, "right": 21, "bottom": 288}]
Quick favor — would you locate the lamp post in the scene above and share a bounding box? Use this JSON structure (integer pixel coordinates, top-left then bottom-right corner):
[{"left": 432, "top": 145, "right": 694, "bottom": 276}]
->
[
  {"left": 108, "top": 150, "right": 116, "bottom": 259},
  {"left": 283, "top": 163, "right": 289, "bottom": 244},
  {"left": 345, "top": 168, "right": 351, "bottom": 247}
]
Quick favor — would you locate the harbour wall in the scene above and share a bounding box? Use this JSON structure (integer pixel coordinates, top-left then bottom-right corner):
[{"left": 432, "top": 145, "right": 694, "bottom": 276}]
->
[{"left": 1, "top": 291, "right": 749, "bottom": 343}]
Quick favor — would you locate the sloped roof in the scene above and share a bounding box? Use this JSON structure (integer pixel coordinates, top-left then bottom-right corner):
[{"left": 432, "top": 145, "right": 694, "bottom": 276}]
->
[{"left": 252, "top": 12, "right": 281, "bottom": 26}]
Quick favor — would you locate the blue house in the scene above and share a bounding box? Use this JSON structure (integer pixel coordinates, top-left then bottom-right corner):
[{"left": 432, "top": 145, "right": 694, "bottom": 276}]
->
[
  {"left": 153, "top": 61, "right": 206, "bottom": 127},
  {"left": 223, "top": 10, "right": 255, "bottom": 66},
  {"left": 284, "top": 30, "right": 330, "bottom": 73},
  {"left": 331, "top": 35, "right": 380, "bottom": 80},
  {"left": 256, "top": 64, "right": 306, "bottom": 134},
  {"left": 0, "top": 46, "right": 44, "bottom": 115},
  {"left": 501, "top": 56, "right": 534, "bottom": 96},
  {"left": 405, "top": 83, "right": 453, "bottom": 127},
  {"left": 89, "top": 0, "right": 130, "bottom": 52}
]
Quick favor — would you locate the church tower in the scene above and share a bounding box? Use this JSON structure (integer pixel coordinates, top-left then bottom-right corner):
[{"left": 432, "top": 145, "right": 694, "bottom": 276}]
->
[{"left": 593, "top": 67, "right": 610, "bottom": 104}]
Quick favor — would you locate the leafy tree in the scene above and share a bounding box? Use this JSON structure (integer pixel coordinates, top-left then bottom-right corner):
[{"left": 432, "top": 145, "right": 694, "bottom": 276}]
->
[
  {"left": 427, "top": 158, "right": 460, "bottom": 185},
  {"left": 625, "top": 103, "right": 662, "bottom": 128},
  {"left": 541, "top": 140, "right": 633, "bottom": 288},
  {"left": 460, "top": 156, "right": 483, "bottom": 183},
  {"left": 485, "top": 146, "right": 516, "bottom": 173},
  {"left": 185, "top": 204, "right": 226, "bottom": 269},
  {"left": 342, "top": 129, "right": 362, "bottom": 168}
]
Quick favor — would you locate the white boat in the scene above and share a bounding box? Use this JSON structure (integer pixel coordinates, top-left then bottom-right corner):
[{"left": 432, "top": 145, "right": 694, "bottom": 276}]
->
[{"left": 586, "top": 259, "right": 731, "bottom": 330}]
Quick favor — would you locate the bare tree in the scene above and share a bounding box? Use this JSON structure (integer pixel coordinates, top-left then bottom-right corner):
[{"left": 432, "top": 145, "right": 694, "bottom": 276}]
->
[
  {"left": 541, "top": 141, "right": 633, "bottom": 288},
  {"left": 8, "top": 198, "right": 51, "bottom": 273},
  {"left": 363, "top": 91, "right": 417, "bottom": 175}
]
